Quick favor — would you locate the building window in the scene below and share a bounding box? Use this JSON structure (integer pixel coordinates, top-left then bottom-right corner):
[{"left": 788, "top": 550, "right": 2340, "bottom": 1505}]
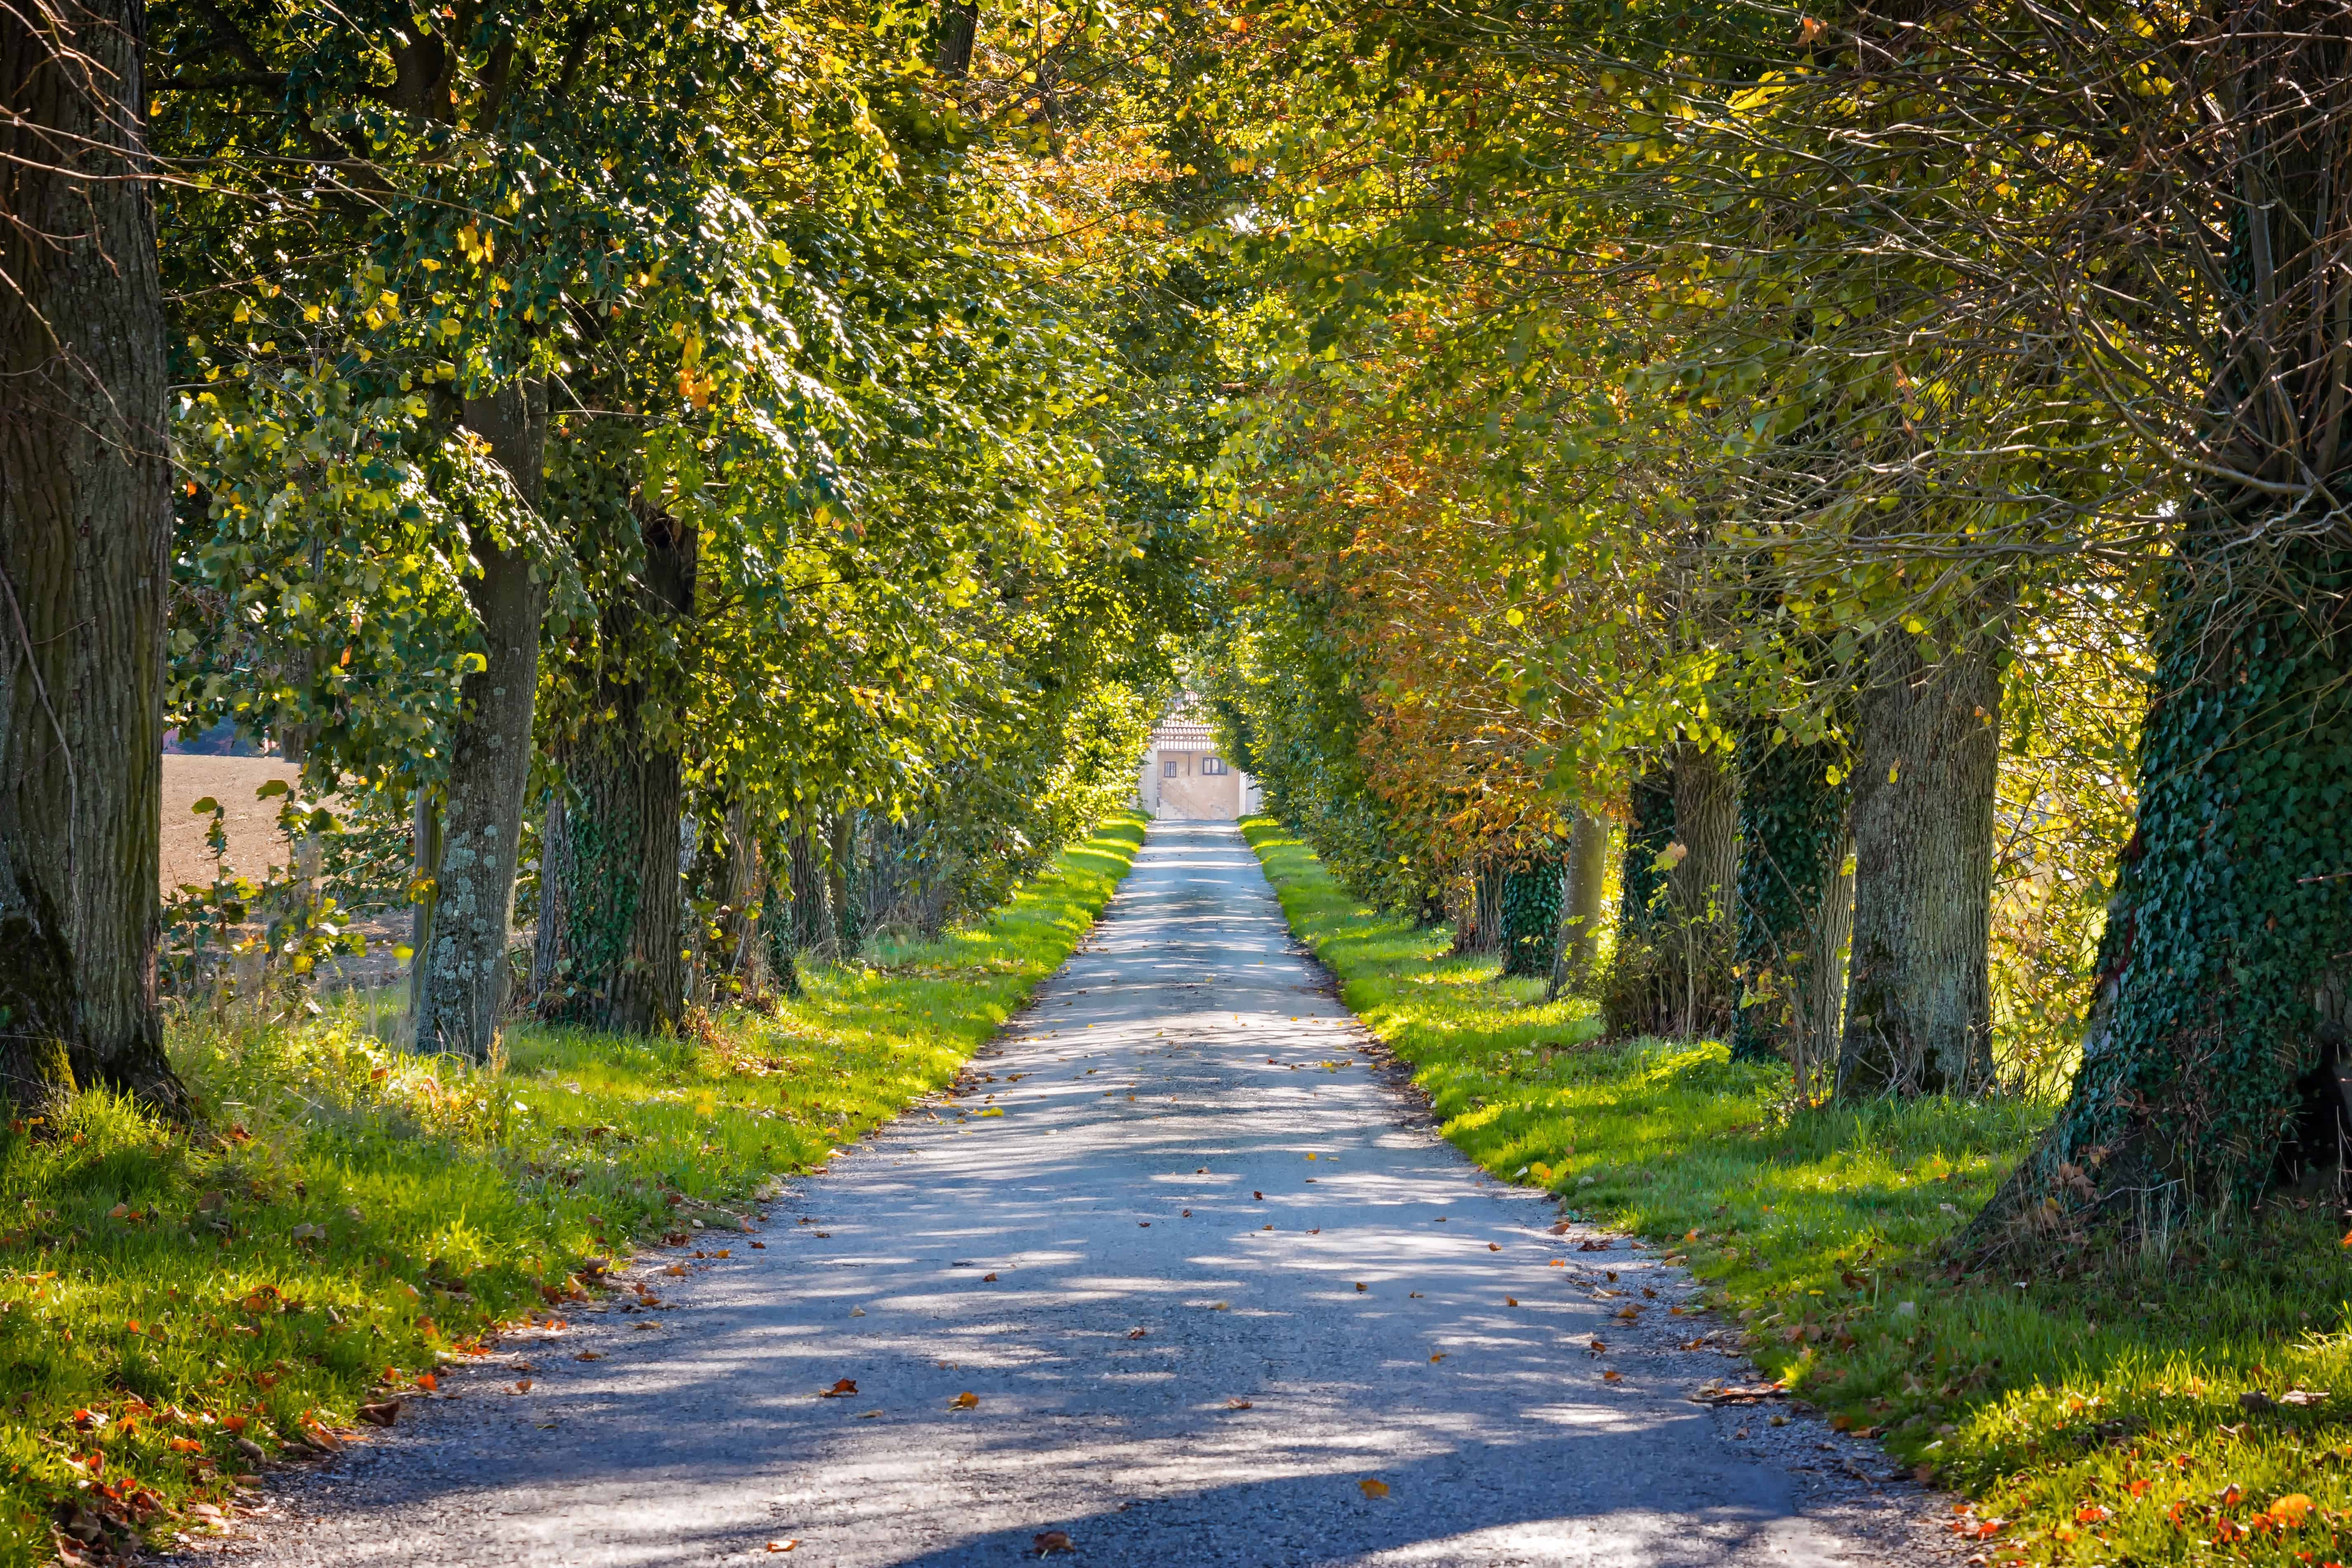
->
[
  {"left": 1164, "top": 757, "right": 1181, "bottom": 778},
  {"left": 1202, "top": 756, "right": 1229, "bottom": 775}
]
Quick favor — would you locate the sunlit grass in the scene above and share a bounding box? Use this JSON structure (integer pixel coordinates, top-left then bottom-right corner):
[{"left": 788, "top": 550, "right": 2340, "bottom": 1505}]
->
[
  {"left": 1244, "top": 812, "right": 2352, "bottom": 1568},
  {"left": 0, "top": 811, "right": 1143, "bottom": 1567}
]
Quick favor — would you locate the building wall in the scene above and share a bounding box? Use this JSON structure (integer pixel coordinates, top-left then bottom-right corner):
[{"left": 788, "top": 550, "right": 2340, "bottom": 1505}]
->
[{"left": 1143, "top": 747, "right": 1249, "bottom": 820}]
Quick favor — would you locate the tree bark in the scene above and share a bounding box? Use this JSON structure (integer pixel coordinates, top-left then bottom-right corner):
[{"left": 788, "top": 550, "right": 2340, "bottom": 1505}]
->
[
  {"left": 413, "top": 383, "right": 548, "bottom": 1057},
  {"left": 1549, "top": 809, "right": 1611, "bottom": 996},
  {"left": 715, "top": 797, "right": 762, "bottom": 1003},
  {"left": 1837, "top": 617, "right": 2004, "bottom": 1098},
  {"left": 529, "top": 775, "right": 570, "bottom": 1002},
  {"left": 0, "top": 0, "right": 185, "bottom": 1115},
  {"left": 543, "top": 503, "right": 694, "bottom": 1035},
  {"left": 827, "top": 808, "right": 861, "bottom": 959},
  {"left": 1667, "top": 741, "right": 1739, "bottom": 1038},
  {"left": 789, "top": 824, "right": 832, "bottom": 959}
]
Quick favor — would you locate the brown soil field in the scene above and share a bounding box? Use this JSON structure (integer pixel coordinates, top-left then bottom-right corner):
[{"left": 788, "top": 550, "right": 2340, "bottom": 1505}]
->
[{"left": 159, "top": 754, "right": 304, "bottom": 893}]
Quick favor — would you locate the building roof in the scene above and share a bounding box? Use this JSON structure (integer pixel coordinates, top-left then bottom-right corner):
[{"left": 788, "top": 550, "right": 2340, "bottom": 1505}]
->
[{"left": 1150, "top": 721, "right": 1219, "bottom": 749}]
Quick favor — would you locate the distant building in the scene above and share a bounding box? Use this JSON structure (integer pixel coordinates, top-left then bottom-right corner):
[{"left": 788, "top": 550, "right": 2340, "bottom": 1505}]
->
[{"left": 1139, "top": 706, "right": 1260, "bottom": 820}]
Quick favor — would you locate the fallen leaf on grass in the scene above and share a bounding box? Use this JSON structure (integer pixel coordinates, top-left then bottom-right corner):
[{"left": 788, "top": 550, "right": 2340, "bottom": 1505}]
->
[
  {"left": 1358, "top": 1478, "right": 1389, "bottom": 1498},
  {"left": 1226, "top": 1398, "right": 1253, "bottom": 1410},
  {"left": 950, "top": 1392, "right": 979, "bottom": 1409},
  {"left": 819, "top": 1379, "right": 858, "bottom": 1398},
  {"left": 1033, "top": 1531, "right": 1075, "bottom": 1556}
]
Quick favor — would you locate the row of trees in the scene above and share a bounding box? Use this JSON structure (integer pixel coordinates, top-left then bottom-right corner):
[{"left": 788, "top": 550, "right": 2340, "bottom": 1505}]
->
[
  {"left": 1201, "top": 0, "right": 2352, "bottom": 1256},
  {"left": 3, "top": 2, "right": 1225, "bottom": 1113}
]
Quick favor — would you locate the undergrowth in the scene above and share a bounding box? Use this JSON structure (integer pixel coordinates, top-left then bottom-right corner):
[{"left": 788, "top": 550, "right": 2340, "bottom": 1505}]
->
[
  {"left": 1243, "top": 812, "right": 2352, "bottom": 1568},
  {"left": 0, "top": 811, "right": 1143, "bottom": 1568}
]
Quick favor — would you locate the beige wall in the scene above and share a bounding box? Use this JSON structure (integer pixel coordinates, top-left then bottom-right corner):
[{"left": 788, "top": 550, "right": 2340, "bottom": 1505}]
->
[{"left": 1150, "top": 751, "right": 1242, "bottom": 819}]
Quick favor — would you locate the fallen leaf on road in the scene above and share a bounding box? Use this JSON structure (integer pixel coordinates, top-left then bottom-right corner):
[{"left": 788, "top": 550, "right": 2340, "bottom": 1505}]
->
[
  {"left": 1617, "top": 1306, "right": 1641, "bottom": 1320},
  {"left": 1127, "top": 1328, "right": 1148, "bottom": 1339},
  {"left": 714, "top": 1250, "right": 731, "bottom": 1259},
  {"left": 1308, "top": 1228, "right": 1320, "bottom": 1234},
  {"left": 751, "top": 1241, "right": 765, "bottom": 1249},
  {"left": 1033, "top": 1531, "right": 1075, "bottom": 1555},
  {"left": 1138, "top": 1222, "right": 1150, "bottom": 1228},
  {"left": 1488, "top": 1243, "right": 1501, "bottom": 1252},
  {"left": 1588, "top": 1339, "right": 1607, "bottom": 1355},
  {"left": 1226, "top": 1398, "right": 1253, "bottom": 1410},
  {"left": 1181, "top": 1209, "right": 1192, "bottom": 1217},
  {"left": 418, "top": 1372, "right": 439, "bottom": 1391},
  {"left": 356, "top": 1400, "right": 400, "bottom": 1427},
  {"left": 850, "top": 1308, "right": 866, "bottom": 1317},
  {"left": 1603, "top": 1370, "right": 1623, "bottom": 1382},
  {"left": 1578, "top": 1239, "right": 1611, "bottom": 1252},
  {"left": 765, "top": 1541, "right": 798, "bottom": 1552},
  {"left": 665, "top": 1264, "right": 686, "bottom": 1276},
  {"left": 1359, "top": 1478, "right": 1388, "bottom": 1498},
  {"left": 982, "top": 1273, "right": 999, "bottom": 1282},
  {"left": 1208, "top": 1301, "right": 1228, "bottom": 1311},
  {"left": 511, "top": 1379, "right": 533, "bottom": 1393},
  {"left": 1262, "top": 1224, "right": 1273, "bottom": 1231},
  {"left": 860, "top": 1409, "right": 881, "bottom": 1419},
  {"left": 819, "top": 1379, "right": 858, "bottom": 1398},
  {"left": 1253, "top": 1191, "right": 1263, "bottom": 1200},
  {"left": 575, "top": 1352, "right": 603, "bottom": 1362},
  {"left": 1429, "top": 1353, "right": 1444, "bottom": 1363},
  {"left": 813, "top": 1233, "right": 830, "bottom": 1238},
  {"left": 980, "top": 1108, "right": 1004, "bottom": 1117},
  {"left": 1549, "top": 1259, "right": 1564, "bottom": 1268},
  {"left": 950, "top": 1392, "right": 979, "bottom": 1409},
  {"left": 1355, "top": 1282, "right": 1367, "bottom": 1292}
]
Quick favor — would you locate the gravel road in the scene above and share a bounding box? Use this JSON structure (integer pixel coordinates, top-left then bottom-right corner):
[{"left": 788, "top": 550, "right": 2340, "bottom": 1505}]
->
[{"left": 196, "top": 820, "right": 1954, "bottom": 1568}]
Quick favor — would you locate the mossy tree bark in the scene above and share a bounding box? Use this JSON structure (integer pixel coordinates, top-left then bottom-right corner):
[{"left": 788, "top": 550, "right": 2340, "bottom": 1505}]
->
[
  {"left": 413, "top": 384, "right": 549, "bottom": 1057},
  {"left": 1732, "top": 721, "right": 1854, "bottom": 1091},
  {"left": 1837, "top": 613, "right": 2004, "bottom": 1098},
  {"left": 1972, "top": 13, "right": 2352, "bottom": 1241},
  {"left": 827, "top": 809, "right": 862, "bottom": 958},
  {"left": 789, "top": 825, "right": 833, "bottom": 959},
  {"left": 1501, "top": 855, "right": 1562, "bottom": 978},
  {"left": 543, "top": 503, "right": 695, "bottom": 1035},
  {"left": 0, "top": 0, "right": 186, "bottom": 1117}
]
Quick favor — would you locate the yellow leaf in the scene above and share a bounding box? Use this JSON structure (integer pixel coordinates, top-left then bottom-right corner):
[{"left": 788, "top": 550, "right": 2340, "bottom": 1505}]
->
[
  {"left": 949, "top": 1391, "right": 978, "bottom": 1409},
  {"left": 1358, "top": 1478, "right": 1389, "bottom": 1498}
]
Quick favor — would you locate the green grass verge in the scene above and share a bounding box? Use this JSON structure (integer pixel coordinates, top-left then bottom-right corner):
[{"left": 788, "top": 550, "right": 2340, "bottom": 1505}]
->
[
  {"left": 1242, "top": 812, "right": 2352, "bottom": 1568},
  {"left": 1, "top": 810, "right": 1144, "bottom": 1568}
]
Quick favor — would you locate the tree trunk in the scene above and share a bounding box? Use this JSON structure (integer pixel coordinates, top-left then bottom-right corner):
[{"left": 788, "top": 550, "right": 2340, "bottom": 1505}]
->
[
  {"left": 1837, "top": 616, "right": 2004, "bottom": 1098},
  {"left": 1550, "top": 810, "right": 1611, "bottom": 997},
  {"left": 0, "top": 0, "right": 184, "bottom": 1116},
  {"left": 713, "top": 796, "right": 763, "bottom": 1004},
  {"left": 827, "top": 809, "right": 861, "bottom": 959},
  {"left": 1667, "top": 742, "right": 1739, "bottom": 1038},
  {"left": 543, "top": 504, "right": 694, "bottom": 1035},
  {"left": 1502, "top": 856, "right": 1562, "bottom": 978},
  {"left": 1733, "top": 723, "right": 1854, "bottom": 1085},
  {"left": 790, "top": 825, "right": 832, "bottom": 959},
  {"left": 412, "top": 384, "right": 548, "bottom": 1057},
  {"left": 1602, "top": 763, "right": 1677, "bottom": 1035}
]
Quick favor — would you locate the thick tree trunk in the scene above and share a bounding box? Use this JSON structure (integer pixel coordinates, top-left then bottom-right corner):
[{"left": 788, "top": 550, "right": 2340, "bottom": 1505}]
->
[
  {"left": 543, "top": 505, "right": 694, "bottom": 1035},
  {"left": 1733, "top": 723, "right": 1854, "bottom": 1087},
  {"left": 1837, "top": 618, "right": 2003, "bottom": 1098},
  {"left": 413, "top": 384, "right": 548, "bottom": 1057},
  {"left": 1667, "top": 742, "right": 1739, "bottom": 1038},
  {"left": 1549, "top": 810, "right": 1611, "bottom": 996},
  {"left": 0, "top": 0, "right": 184, "bottom": 1116}
]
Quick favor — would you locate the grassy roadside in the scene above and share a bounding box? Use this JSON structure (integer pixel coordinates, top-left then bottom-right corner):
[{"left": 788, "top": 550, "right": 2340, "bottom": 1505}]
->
[
  {"left": 1243, "top": 812, "right": 2352, "bottom": 1568},
  {"left": 2, "top": 810, "right": 1145, "bottom": 1568}
]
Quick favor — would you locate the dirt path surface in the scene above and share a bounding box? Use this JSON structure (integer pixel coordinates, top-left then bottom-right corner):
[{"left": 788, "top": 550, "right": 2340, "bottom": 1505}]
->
[
  {"left": 196, "top": 821, "right": 1953, "bottom": 1568},
  {"left": 159, "top": 756, "right": 302, "bottom": 892}
]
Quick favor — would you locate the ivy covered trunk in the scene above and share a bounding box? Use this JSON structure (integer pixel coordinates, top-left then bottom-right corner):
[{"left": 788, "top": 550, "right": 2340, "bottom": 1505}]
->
[
  {"left": 1602, "top": 764, "right": 1678, "bottom": 1034},
  {"left": 1667, "top": 742, "right": 1739, "bottom": 1037},
  {"left": 543, "top": 503, "right": 695, "bottom": 1035},
  {"left": 1732, "top": 722, "right": 1853, "bottom": 1090},
  {"left": 0, "top": 0, "right": 186, "bottom": 1115},
  {"left": 1972, "top": 12, "right": 2352, "bottom": 1245},
  {"left": 1837, "top": 614, "right": 2003, "bottom": 1098},
  {"left": 1501, "top": 855, "right": 1561, "bottom": 978},
  {"left": 827, "top": 809, "right": 862, "bottom": 958},
  {"left": 1550, "top": 809, "right": 1611, "bottom": 995},
  {"left": 529, "top": 776, "right": 570, "bottom": 1003},
  {"left": 413, "top": 385, "right": 548, "bottom": 1057}
]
